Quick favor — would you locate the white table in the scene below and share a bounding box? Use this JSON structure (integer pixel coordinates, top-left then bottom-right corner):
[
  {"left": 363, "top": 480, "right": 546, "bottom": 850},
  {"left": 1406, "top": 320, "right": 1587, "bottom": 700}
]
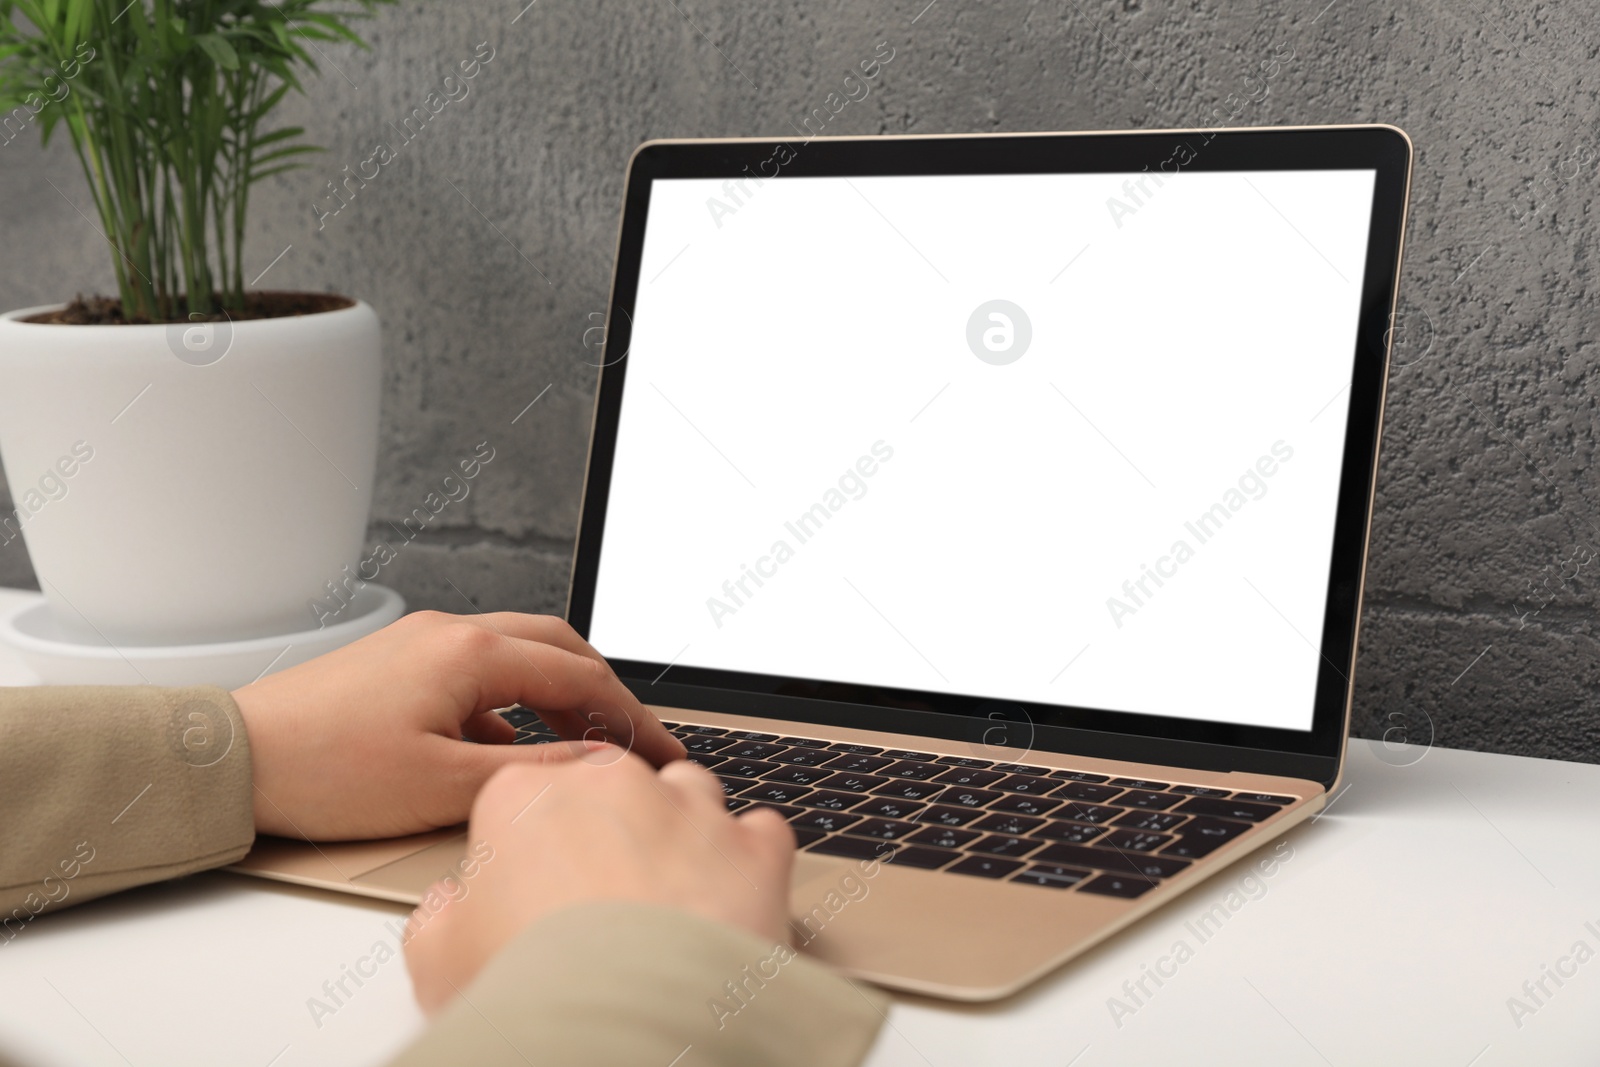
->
[{"left": 2, "top": 587, "right": 1597, "bottom": 1066}]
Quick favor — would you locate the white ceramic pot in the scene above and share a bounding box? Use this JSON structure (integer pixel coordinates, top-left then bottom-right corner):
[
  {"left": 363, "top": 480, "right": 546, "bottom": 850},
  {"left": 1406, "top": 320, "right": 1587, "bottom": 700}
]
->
[{"left": 0, "top": 296, "right": 381, "bottom": 646}]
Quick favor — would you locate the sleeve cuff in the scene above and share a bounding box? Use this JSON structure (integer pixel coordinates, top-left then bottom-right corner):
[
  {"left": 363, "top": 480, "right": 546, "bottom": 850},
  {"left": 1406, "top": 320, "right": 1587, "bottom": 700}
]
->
[
  {"left": 0, "top": 685, "right": 254, "bottom": 926},
  {"left": 390, "top": 900, "right": 889, "bottom": 1067}
]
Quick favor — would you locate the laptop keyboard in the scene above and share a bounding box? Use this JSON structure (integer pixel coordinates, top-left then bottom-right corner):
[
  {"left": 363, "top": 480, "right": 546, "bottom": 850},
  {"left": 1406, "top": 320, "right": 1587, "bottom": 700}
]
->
[{"left": 497, "top": 709, "right": 1297, "bottom": 899}]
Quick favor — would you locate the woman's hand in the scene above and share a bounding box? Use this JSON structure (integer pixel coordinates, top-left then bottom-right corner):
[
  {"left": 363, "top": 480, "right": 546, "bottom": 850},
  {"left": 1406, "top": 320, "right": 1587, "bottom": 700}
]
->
[
  {"left": 402, "top": 754, "right": 797, "bottom": 1013},
  {"left": 231, "top": 610, "right": 686, "bottom": 840}
]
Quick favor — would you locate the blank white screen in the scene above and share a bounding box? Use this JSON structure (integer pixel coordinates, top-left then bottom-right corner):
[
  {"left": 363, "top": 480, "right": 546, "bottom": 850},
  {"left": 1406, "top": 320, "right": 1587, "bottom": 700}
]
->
[{"left": 588, "top": 169, "right": 1375, "bottom": 731}]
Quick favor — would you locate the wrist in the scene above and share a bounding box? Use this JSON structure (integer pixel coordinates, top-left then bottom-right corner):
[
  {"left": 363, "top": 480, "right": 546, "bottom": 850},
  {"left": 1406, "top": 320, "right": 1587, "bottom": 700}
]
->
[{"left": 230, "top": 685, "right": 290, "bottom": 837}]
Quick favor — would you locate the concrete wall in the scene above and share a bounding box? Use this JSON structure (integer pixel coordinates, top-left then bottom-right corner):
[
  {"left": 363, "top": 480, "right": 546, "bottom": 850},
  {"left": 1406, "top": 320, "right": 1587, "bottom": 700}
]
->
[{"left": 2, "top": 0, "right": 1596, "bottom": 763}]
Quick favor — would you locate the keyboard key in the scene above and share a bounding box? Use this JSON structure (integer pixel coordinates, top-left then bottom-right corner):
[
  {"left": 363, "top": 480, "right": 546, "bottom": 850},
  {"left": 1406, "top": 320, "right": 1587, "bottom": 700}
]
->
[
  {"left": 934, "top": 787, "right": 1003, "bottom": 809},
  {"left": 947, "top": 856, "right": 1024, "bottom": 880},
  {"left": 815, "top": 772, "right": 889, "bottom": 794},
  {"left": 1162, "top": 816, "right": 1250, "bottom": 857},
  {"left": 935, "top": 755, "right": 996, "bottom": 769},
  {"left": 1050, "top": 769, "right": 1110, "bottom": 783},
  {"left": 1110, "top": 777, "right": 1170, "bottom": 790},
  {"left": 1012, "top": 864, "right": 1092, "bottom": 888},
  {"left": 908, "top": 826, "right": 981, "bottom": 850},
  {"left": 808, "top": 836, "right": 896, "bottom": 861},
  {"left": 991, "top": 763, "right": 1049, "bottom": 775},
  {"left": 822, "top": 754, "right": 896, "bottom": 774},
  {"left": 718, "top": 759, "right": 775, "bottom": 779},
  {"left": 777, "top": 737, "right": 831, "bottom": 748},
  {"left": 726, "top": 797, "right": 749, "bottom": 812},
  {"left": 767, "top": 747, "right": 835, "bottom": 767},
  {"left": 514, "top": 721, "right": 557, "bottom": 734},
  {"left": 791, "top": 826, "right": 826, "bottom": 847},
  {"left": 1168, "top": 785, "right": 1232, "bottom": 797},
  {"left": 685, "top": 752, "right": 729, "bottom": 769},
  {"left": 500, "top": 707, "right": 540, "bottom": 727},
  {"left": 1120, "top": 790, "right": 1183, "bottom": 810},
  {"left": 881, "top": 760, "right": 945, "bottom": 781},
  {"left": 883, "top": 846, "right": 957, "bottom": 869},
  {"left": 714, "top": 776, "right": 747, "bottom": 796},
  {"left": 1174, "top": 797, "right": 1281, "bottom": 822},
  {"left": 727, "top": 741, "right": 788, "bottom": 761},
  {"left": 657, "top": 721, "right": 681, "bottom": 729},
  {"left": 680, "top": 724, "right": 729, "bottom": 735},
  {"left": 1102, "top": 830, "right": 1173, "bottom": 853},
  {"left": 990, "top": 794, "right": 1063, "bottom": 818},
  {"left": 872, "top": 779, "right": 945, "bottom": 801},
  {"left": 1079, "top": 874, "right": 1156, "bottom": 898},
  {"left": 995, "top": 774, "right": 1059, "bottom": 795},
  {"left": 1233, "top": 792, "right": 1295, "bottom": 806},
  {"left": 852, "top": 797, "right": 926, "bottom": 820},
  {"left": 826, "top": 742, "right": 884, "bottom": 755},
  {"left": 933, "top": 767, "right": 1007, "bottom": 788},
  {"left": 971, "top": 834, "right": 1044, "bottom": 858},
  {"left": 1054, "top": 782, "right": 1124, "bottom": 803},
  {"left": 684, "top": 734, "right": 738, "bottom": 753},
  {"left": 742, "top": 782, "right": 813, "bottom": 805},
  {"left": 1033, "top": 843, "right": 1191, "bottom": 879},
  {"left": 1035, "top": 820, "right": 1107, "bottom": 844},
  {"left": 795, "top": 790, "right": 869, "bottom": 811},
  {"left": 1113, "top": 810, "right": 1187, "bottom": 833},
  {"left": 845, "top": 818, "right": 918, "bottom": 841},
  {"left": 914, "top": 805, "right": 982, "bottom": 827},
  {"left": 790, "top": 810, "right": 863, "bottom": 834},
  {"left": 882, "top": 749, "right": 938, "bottom": 761},
  {"left": 744, "top": 802, "right": 803, "bottom": 820},
  {"left": 973, "top": 812, "right": 1044, "bottom": 836},
  {"left": 728, "top": 730, "right": 779, "bottom": 741},
  {"left": 1055, "top": 803, "right": 1124, "bottom": 824},
  {"left": 763, "top": 765, "right": 832, "bottom": 786},
  {"left": 511, "top": 734, "right": 554, "bottom": 746}
]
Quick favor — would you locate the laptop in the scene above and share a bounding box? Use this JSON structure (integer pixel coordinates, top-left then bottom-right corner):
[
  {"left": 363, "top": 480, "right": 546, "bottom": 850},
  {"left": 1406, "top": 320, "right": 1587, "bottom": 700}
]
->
[{"left": 233, "top": 124, "right": 1412, "bottom": 1001}]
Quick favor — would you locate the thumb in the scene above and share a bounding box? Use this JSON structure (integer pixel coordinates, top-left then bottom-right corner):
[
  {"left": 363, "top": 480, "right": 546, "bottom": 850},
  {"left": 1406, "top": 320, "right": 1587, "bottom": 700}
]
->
[
  {"left": 429, "top": 737, "right": 617, "bottom": 826},
  {"left": 454, "top": 736, "right": 614, "bottom": 780}
]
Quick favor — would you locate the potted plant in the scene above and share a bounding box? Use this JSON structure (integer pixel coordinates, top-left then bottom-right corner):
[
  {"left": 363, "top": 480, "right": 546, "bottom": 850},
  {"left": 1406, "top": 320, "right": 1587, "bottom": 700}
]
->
[{"left": 0, "top": 0, "right": 400, "bottom": 669}]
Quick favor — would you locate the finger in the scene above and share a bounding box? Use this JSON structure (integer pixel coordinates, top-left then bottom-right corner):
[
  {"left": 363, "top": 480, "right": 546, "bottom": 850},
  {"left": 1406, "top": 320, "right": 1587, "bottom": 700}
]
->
[
  {"left": 461, "top": 709, "right": 517, "bottom": 744},
  {"left": 456, "top": 736, "right": 609, "bottom": 777},
  {"left": 466, "top": 635, "right": 685, "bottom": 767},
  {"left": 736, "top": 805, "right": 799, "bottom": 884},
  {"left": 738, "top": 804, "right": 799, "bottom": 854},
  {"left": 448, "top": 614, "right": 687, "bottom": 766},
  {"left": 657, "top": 758, "right": 729, "bottom": 822},
  {"left": 532, "top": 699, "right": 687, "bottom": 769},
  {"left": 420, "top": 737, "right": 608, "bottom": 825}
]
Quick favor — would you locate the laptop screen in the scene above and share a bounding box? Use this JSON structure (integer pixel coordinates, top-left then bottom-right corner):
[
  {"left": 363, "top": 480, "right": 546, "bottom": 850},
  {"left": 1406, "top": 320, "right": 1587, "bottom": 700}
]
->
[{"left": 586, "top": 168, "right": 1377, "bottom": 733}]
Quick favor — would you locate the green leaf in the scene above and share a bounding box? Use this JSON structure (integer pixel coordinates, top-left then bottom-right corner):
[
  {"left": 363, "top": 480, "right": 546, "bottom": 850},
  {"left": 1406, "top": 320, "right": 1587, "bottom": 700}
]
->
[
  {"left": 252, "top": 143, "right": 318, "bottom": 166},
  {"left": 195, "top": 34, "right": 239, "bottom": 71},
  {"left": 249, "top": 123, "right": 302, "bottom": 147},
  {"left": 61, "top": 0, "right": 89, "bottom": 51},
  {"left": 250, "top": 161, "right": 310, "bottom": 181}
]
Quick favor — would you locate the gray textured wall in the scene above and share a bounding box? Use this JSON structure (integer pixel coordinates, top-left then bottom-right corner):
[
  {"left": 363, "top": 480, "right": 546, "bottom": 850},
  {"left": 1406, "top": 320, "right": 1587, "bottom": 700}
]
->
[{"left": 2, "top": 1, "right": 1596, "bottom": 763}]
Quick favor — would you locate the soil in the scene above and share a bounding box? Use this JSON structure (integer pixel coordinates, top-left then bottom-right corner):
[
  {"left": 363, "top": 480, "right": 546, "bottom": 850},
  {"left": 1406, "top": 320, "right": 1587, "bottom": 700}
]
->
[{"left": 23, "top": 291, "right": 353, "bottom": 325}]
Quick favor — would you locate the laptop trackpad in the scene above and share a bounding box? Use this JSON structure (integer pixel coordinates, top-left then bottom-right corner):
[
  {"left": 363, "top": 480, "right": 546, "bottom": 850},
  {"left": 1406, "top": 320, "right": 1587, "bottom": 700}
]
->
[
  {"left": 354, "top": 835, "right": 862, "bottom": 920},
  {"left": 788, "top": 853, "right": 861, "bottom": 917},
  {"left": 353, "top": 833, "right": 471, "bottom": 899}
]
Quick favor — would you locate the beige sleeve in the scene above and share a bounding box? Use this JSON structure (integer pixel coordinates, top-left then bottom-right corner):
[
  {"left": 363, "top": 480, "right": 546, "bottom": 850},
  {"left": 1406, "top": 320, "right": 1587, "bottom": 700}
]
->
[
  {"left": 0, "top": 685, "right": 255, "bottom": 934},
  {"left": 389, "top": 900, "right": 888, "bottom": 1067}
]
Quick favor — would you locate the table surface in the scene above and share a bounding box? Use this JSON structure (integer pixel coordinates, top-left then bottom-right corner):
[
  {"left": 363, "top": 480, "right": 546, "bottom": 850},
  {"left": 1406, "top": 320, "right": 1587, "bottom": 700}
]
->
[{"left": 2, "top": 588, "right": 1597, "bottom": 1066}]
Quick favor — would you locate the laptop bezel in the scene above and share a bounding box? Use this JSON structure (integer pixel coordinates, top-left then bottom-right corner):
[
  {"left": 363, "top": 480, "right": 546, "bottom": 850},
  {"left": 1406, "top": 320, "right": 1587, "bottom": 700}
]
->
[{"left": 566, "top": 126, "right": 1412, "bottom": 789}]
